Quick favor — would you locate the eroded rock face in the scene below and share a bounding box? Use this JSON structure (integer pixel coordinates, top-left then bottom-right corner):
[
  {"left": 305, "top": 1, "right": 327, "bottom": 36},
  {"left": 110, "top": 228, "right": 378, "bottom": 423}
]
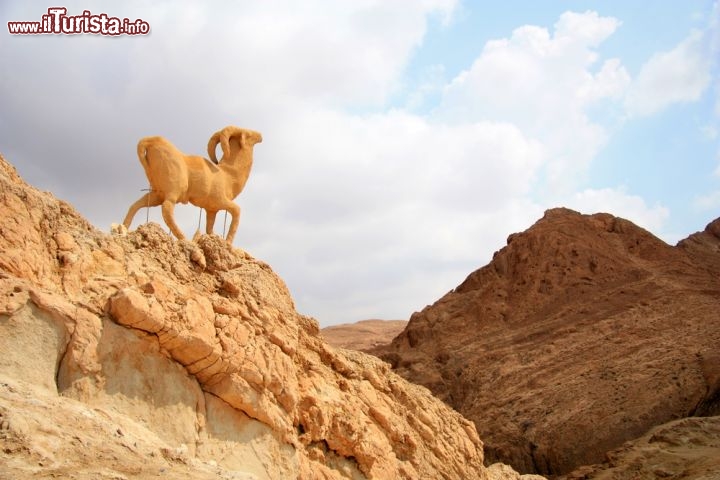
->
[
  {"left": 380, "top": 208, "right": 720, "bottom": 475},
  {"left": 0, "top": 153, "right": 501, "bottom": 479}
]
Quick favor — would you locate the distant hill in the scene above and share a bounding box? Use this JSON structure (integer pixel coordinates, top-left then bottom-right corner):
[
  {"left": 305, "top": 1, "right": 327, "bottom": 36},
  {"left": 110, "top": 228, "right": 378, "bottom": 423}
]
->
[
  {"left": 378, "top": 208, "right": 720, "bottom": 476},
  {"left": 321, "top": 319, "right": 408, "bottom": 351}
]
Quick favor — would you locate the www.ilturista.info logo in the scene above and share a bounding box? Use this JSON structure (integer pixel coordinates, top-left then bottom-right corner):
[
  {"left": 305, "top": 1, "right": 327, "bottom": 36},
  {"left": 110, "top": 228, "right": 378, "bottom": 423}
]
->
[{"left": 7, "top": 7, "right": 150, "bottom": 35}]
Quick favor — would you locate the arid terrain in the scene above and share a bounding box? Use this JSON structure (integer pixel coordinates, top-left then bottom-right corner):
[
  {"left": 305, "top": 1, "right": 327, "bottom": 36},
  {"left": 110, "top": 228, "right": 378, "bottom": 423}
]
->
[
  {"left": 2, "top": 149, "right": 719, "bottom": 480},
  {"left": 321, "top": 320, "right": 408, "bottom": 351},
  {"left": 374, "top": 208, "right": 720, "bottom": 476},
  {"left": 0, "top": 153, "right": 545, "bottom": 479}
]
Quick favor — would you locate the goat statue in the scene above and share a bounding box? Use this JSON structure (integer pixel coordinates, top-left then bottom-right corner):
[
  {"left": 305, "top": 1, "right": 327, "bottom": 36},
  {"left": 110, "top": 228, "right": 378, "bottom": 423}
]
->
[{"left": 122, "top": 126, "right": 262, "bottom": 244}]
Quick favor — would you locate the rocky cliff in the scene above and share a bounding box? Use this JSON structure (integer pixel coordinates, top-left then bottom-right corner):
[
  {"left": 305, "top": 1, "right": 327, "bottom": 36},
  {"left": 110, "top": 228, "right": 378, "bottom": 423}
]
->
[
  {"left": 379, "top": 208, "right": 720, "bottom": 475},
  {"left": 0, "top": 153, "right": 540, "bottom": 480}
]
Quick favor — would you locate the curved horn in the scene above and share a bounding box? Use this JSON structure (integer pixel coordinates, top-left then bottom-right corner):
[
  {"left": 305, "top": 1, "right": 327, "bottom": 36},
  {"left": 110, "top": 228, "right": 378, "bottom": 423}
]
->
[
  {"left": 207, "top": 130, "right": 231, "bottom": 164},
  {"left": 220, "top": 126, "right": 245, "bottom": 149},
  {"left": 228, "top": 126, "right": 263, "bottom": 148}
]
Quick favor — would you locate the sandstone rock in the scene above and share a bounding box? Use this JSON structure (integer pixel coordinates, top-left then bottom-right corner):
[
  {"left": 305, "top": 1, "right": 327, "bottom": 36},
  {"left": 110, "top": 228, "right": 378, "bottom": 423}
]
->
[
  {"left": 379, "top": 208, "right": 720, "bottom": 475},
  {"left": 0, "top": 284, "right": 71, "bottom": 393},
  {"left": 0, "top": 152, "right": 519, "bottom": 479},
  {"left": 559, "top": 416, "right": 720, "bottom": 480},
  {"left": 0, "top": 374, "right": 258, "bottom": 480}
]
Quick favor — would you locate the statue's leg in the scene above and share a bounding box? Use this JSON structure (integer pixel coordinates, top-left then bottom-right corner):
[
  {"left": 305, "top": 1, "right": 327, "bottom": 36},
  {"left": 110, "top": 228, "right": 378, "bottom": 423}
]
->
[
  {"left": 205, "top": 210, "right": 218, "bottom": 235},
  {"left": 224, "top": 203, "right": 241, "bottom": 244},
  {"left": 123, "top": 191, "right": 162, "bottom": 229},
  {"left": 161, "top": 200, "right": 185, "bottom": 240}
]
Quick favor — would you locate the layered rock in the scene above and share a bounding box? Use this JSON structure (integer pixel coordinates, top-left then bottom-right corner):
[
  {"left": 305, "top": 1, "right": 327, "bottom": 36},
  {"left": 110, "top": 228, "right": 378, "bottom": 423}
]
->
[
  {"left": 0, "top": 154, "right": 524, "bottom": 479},
  {"left": 379, "top": 208, "right": 720, "bottom": 475}
]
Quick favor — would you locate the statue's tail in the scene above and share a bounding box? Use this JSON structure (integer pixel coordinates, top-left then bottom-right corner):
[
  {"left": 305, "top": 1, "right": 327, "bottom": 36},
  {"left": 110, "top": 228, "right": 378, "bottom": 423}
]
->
[{"left": 136, "top": 138, "right": 152, "bottom": 178}]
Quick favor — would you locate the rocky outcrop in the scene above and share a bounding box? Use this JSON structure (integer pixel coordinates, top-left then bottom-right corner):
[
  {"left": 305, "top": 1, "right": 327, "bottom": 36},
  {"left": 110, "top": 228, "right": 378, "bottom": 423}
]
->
[
  {"left": 321, "top": 320, "right": 408, "bottom": 352},
  {"left": 379, "top": 208, "right": 720, "bottom": 475},
  {"left": 0, "top": 153, "right": 527, "bottom": 479},
  {"left": 561, "top": 416, "right": 720, "bottom": 480}
]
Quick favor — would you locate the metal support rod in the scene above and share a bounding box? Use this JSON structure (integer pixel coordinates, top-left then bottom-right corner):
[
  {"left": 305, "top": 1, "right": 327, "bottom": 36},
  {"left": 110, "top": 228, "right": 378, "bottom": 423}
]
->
[{"left": 141, "top": 188, "right": 151, "bottom": 223}]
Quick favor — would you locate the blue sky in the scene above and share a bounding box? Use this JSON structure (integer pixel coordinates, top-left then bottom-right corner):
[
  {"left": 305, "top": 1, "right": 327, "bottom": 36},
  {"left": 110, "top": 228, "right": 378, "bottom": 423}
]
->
[{"left": 1, "top": 1, "right": 718, "bottom": 325}]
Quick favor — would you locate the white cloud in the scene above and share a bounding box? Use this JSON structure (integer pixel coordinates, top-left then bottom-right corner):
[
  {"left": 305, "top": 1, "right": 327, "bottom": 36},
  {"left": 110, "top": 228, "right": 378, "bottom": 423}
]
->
[
  {"left": 436, "top": 10, "right": 628, "bottom": 193},
  {"left": 257, "top": 195, "right": 545, "bottom": 322},
  {"left": 565, "top": 187, "right": 670, "bottom": 235},
  {"left": 233, "top": 109, "right": 546, "bottom": 321},
  {"left": 553, "top": 10, "right": 620, "bottom": 46},
  {"left": 578, "top": 58, "right": 631, "bottom": 102},
  {"left": 625, "top": 30, "right": 712, "bottom": 117},
  {"left": 110, "top": 0, "right": 456, "bottom": 115}
]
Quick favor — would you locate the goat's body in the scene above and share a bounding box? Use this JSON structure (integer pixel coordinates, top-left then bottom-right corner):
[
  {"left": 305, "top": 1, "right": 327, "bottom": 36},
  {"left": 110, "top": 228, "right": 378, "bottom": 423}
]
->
[
  {"left": 122, "top": 128, "right": 261, "bottom": 243},
  {"left": 139, "top": 137, "right": 227, "bottom": 206}
]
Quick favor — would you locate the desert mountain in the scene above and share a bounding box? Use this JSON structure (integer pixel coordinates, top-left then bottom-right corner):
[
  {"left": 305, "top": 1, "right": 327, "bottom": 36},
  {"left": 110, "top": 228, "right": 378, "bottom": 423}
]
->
[
  {"left": 0, "top": 153, "right": 541, "bottom": 480},
  {"left": 378, "top": 208, "right": 720, "bottom": 476},
  {"left": 321, "top": 320, "right": 408, "bottom": 352}
]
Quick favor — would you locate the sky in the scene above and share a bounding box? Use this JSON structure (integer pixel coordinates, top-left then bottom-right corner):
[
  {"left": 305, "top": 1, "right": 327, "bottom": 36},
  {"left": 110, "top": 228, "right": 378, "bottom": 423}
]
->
[{"left": 1, "top": 1, "right": 719, "bottom": 326}]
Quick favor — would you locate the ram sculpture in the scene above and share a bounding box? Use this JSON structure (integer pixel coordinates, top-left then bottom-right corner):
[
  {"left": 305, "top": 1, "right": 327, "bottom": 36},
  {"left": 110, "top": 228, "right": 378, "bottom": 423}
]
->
[{"left": 122, "top": 126, "right": 262, "bottom": 244}]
